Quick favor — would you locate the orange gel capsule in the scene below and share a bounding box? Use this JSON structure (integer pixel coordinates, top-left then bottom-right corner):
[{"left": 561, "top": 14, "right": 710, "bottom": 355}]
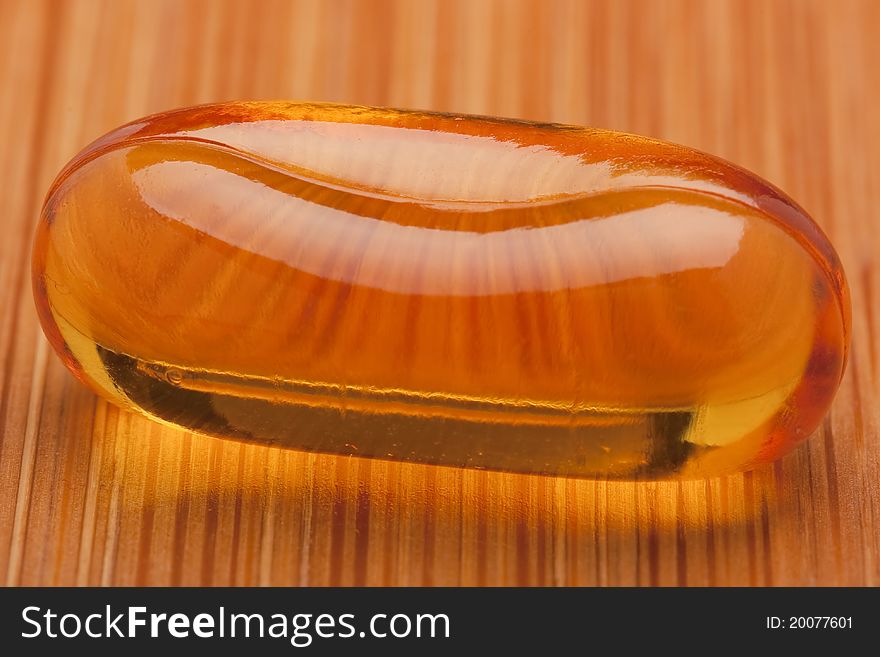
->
[{"left": 32, "top": 102, "right": 850, "bottom": 479}]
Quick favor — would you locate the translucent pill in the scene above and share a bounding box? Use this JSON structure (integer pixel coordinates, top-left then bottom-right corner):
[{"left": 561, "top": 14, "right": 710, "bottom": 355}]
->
[{"left": 32, "top": 102, "right": 851, "bottom": 478}]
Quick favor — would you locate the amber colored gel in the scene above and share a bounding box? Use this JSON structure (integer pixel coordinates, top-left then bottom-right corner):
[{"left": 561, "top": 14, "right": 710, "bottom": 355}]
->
[{"left": 32, "top": 102, "right": 851, "bottom": 479}]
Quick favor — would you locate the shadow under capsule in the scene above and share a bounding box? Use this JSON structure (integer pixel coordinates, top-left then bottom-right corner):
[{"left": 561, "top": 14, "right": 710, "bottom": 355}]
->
[
  {"left": 78, "top": 396, "right": 790, "bottom": 585},
  {"left": 21, "top": 345, "right": 818, "bottom": 585}
]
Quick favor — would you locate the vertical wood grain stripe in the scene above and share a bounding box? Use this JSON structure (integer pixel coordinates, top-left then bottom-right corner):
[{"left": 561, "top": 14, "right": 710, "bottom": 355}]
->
[{"left": 0, "top": 0, "right": 877, "bottom": 585}]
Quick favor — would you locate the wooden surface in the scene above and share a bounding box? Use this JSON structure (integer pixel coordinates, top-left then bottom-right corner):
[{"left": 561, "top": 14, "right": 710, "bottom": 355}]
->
[{"left": 1, "top": 0, "right": 878, "bottom": 586}]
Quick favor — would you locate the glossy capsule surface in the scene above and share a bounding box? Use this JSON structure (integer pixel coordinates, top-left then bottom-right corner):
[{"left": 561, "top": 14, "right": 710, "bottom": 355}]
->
[{"left": 32, "top": 102, "right": 851, "bottom": 479}]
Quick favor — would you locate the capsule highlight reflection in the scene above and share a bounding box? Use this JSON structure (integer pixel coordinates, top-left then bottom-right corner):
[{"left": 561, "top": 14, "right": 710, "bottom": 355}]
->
[{"left": 32, "top": 102, "right": 850, "bottom": 478}]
